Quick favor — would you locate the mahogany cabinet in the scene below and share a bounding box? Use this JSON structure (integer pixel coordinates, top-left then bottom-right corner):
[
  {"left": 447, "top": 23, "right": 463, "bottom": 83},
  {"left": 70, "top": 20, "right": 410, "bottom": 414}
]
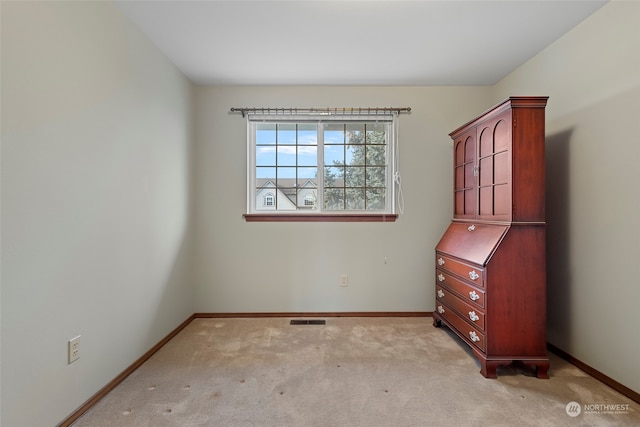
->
[{"left": 433, "top": 97, "right": 549, "bottom": 378}]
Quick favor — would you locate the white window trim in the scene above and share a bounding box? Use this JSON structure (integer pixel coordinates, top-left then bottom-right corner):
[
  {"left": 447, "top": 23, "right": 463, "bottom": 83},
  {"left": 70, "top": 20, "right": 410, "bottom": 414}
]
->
[{"left": 246, "top": 114, "right": 399, "bottom": 220}]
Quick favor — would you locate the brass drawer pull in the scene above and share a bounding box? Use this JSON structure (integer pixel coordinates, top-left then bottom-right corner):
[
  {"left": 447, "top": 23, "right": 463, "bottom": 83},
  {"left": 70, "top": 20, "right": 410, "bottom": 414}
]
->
[
  {"left": 437, "top": 289, "right": 445, "bottom": 298},
  {"left": 469, "top": 311, "right": 479, "bottom": 322},
  {"left": 469, "top": 290, "right": 480, "bottom": 301},
  {"left": 438, "top": 273, "right": 445, "bottom": 282},
  {"left": 469, "top": 270, "right": 480, "bottom": 280},
  {"left": 468, "top": 224, "right": 476, "bottom": 231},
  {"left": 437, "top": 257, "right": 445, "bottom": 266},
  {"left": 469, "top": 331, "right": 480, "bottom": 342},
  {"left": 437, "top": 305, "right": 445, "bottom": 314}
]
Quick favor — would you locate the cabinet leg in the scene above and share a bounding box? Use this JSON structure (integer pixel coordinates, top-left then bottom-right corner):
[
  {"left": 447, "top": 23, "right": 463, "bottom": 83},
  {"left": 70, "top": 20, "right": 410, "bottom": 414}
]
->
[
  {"left": 433, "top": 317, "right": 442, "bottom": 327},
  {"left": 479, "top": 360, "right": 499, "bottom": 379},
  {"left": 535, "top": 361, "right": 550, "bottom": 379},
  {"left": 516, "top": 359, "right": 550, "bottom": 379}
]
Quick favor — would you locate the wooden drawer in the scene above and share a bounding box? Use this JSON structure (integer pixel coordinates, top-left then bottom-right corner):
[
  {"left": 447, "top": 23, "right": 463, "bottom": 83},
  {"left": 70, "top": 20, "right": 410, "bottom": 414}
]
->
[
  {"left": 436, "top": 284, "right": 485, "bottom": 330},
  {"left": 436, "top": 269, "right": 485, "bottom": 308},
  {"left": 436, "top": 253, "right": 484, "bottom": 287},
  {"left": 436, "top": 302, "right": 486, "bottom": 352}
]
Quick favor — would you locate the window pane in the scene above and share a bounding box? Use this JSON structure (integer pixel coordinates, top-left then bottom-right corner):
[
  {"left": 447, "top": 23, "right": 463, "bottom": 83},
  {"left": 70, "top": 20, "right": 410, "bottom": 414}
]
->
[
  {"left": 324, "top": 124, "right": 344, "bottom": 144},
  {"left": 256, "top": 167, "right": 276, "bottom": 180},
  {"left": 366, "top": 124, "right": 386, "bottom": 144},
  {"left": 297, "top": 178, "right": 317, "bottom": 188},
  {"left": 303, "top": 192, "right": 317, "bottom": 208},
  {"left": 346, "top": 188, "right": 365, "bottom": 210},
  {"left": 324, "top": 145, "right": 344, "bottom": 165},
  {"left": 256, "top": 123, "right": 276, "bottom": 144},
  {"left": 324, "top": 188, "right": 344, "bottom": 210},
  {"left": 366, "top": 188, "right": 386, "bottom": 210},
  {"left": 366, "top": 167, "right": 386, "bottom": 187},
  {"left": 298, "top": 124, "right": 317, "bottom": 145},
  {"left": 298, "top": 145, "right": 317, "bottom": 167},
  {"left": 257, "top": 191, "right": 276, "bottom": 211},
  {"left": 345, "top": 167, "right": 365, "bottom": 187},
  {"left": 277, "top": 146, "right": 297, "bottom": 166},
  {"left": 324, "top": 167, "right": 344, "bottom": 187},
  {"left": 299, "top": 189, "right": 318, "bottom": 209},
  {"left": 277, "top": 167, "right": 296, "bottom": 179},
  {"left": 297, "top": 167, "right": 317, "bottom": 180},
  {"left": 346, "top": 123, "right": 365, "bottom": 144},
  {"left": 278, "top": 124, "right": 296, "bottom": 144},
  {"left": 366, "top": 145, "right": 386, "bottom": 165},
  {"left": 346, "top": 145, "right": 365, "bottom": 166},
  {"left": 256, "top": 146, "right": 276, "bottom": 166}
]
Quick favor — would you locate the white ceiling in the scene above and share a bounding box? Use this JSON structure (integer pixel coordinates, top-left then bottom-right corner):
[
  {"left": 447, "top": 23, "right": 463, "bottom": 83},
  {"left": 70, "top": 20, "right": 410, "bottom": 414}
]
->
[{"left": 115, "top": 0, "right": 607, "bottom": 86}]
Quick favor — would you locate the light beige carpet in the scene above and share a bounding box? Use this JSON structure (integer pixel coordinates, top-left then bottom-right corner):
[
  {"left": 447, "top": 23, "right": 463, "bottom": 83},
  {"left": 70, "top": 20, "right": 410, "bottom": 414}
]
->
[{"left": 72, "top": 317, "right": 639, "bottom": 426}]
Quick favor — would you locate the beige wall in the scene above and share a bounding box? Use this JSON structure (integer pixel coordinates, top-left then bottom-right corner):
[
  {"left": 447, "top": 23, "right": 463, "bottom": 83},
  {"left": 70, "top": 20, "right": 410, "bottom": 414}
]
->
[
  {"left": 492, "top": 0, "right": 640, "bottom": 394},
  {"left": 2, "top": 1, "right": 638, "bottom": 426},
  {"left": 1, "top": 2, "right": 194, "bottom": 425},
  {"left": 192, "top": 85, "right": 489, "bottom": 313}
]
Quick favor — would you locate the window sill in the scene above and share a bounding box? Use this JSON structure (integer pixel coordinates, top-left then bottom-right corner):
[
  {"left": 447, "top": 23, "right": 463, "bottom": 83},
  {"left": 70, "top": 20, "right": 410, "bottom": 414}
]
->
[{"left": 243, "top": 214, "right": 398, "bottom": 222}]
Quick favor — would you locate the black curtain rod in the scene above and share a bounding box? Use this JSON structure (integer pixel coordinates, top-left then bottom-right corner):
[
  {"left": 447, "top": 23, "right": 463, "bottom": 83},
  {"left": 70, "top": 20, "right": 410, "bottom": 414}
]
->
[{"left": 230, "top": 107, "right": 411, "bottom": 118}]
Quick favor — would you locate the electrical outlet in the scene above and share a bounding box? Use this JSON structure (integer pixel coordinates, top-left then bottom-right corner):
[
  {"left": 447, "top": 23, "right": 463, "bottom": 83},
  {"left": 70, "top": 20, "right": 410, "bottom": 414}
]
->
[
  {"left": 68, "top": 335, "right": 80, "bottom": 364},
  {"left": 340, "top": 274, "right": 348, "bottom": 287}
]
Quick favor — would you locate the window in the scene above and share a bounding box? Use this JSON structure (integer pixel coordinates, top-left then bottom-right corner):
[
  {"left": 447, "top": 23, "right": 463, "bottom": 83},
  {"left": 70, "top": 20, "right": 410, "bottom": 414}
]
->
[
  {"left": 304, "top": 193, "right": 315, "bottom": 206},
  {"left": 246, "top": 114, "right": 399, "bottom": 221}
]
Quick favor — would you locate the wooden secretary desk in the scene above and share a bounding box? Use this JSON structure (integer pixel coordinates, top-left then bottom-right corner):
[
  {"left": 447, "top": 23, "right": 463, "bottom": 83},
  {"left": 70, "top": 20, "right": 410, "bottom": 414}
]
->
[{"left": 433, "top": 97, "right": 550, "bottom": 379}]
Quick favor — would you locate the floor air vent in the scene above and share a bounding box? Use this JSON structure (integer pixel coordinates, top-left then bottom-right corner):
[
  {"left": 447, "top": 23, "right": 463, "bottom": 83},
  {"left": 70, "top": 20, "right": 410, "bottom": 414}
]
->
[{"left": 290, "top": 319, "right": 326, "bottom": 325}]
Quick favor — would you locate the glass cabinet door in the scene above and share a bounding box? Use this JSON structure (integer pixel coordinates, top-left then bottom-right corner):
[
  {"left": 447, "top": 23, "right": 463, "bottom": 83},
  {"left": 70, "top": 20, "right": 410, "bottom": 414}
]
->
[
  {"left": 453, "top": 129, "right": 477, "bottom": 219},
  {"left": 477, "top": 111, "right": 512, "bottom": 221}
]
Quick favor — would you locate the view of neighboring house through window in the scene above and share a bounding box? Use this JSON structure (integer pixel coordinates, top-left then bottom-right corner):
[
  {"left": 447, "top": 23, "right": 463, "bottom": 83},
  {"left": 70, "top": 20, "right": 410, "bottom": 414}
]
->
[{"left": 248, "top": 115, "right": 396, "bottom": 216}]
